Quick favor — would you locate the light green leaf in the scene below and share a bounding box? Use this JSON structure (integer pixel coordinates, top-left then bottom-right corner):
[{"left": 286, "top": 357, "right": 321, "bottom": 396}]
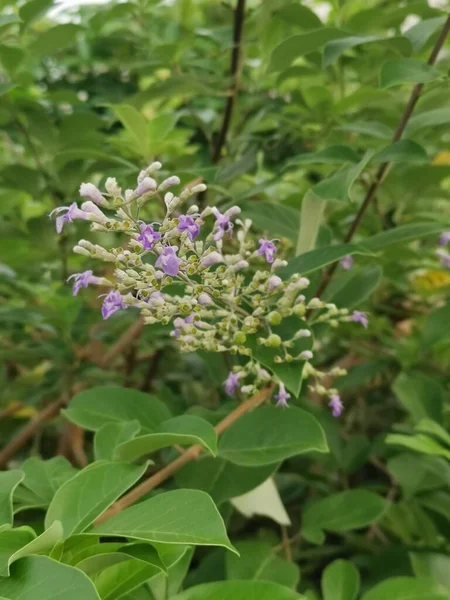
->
[
  {"left": 0, "top": 471, "right": 24, "bottom": 525},
  {"left": 0, "top": 527, "right": 35, "bottom": 577},
  {"left": 54, "top": 148, "right": 137, "bottom": 169},
  {"left": 114, "top": 415, "right": 218, "bottom": 461},
  {"left": 28, "top": 24, "right": 83, "bottom": 58},
  {"left": 269, "top": 29, "right": 348, "bottom": 72},
  {"left": 0, "top": 15, "right": 21, "bottom": 30},
  {"left": 302, "top": 490, "right": 387, "bottom": 544},
  {"left": 404, "top": 16, "right": 447, "bottom": 52},
  {"left": 240, "top": 201, "right": 300, "bottom": 241},
  {"left": 296, "top": 191, "right": 326, "bottom": 255},
  {"left": 134, "top": 76, "right": 217, "bottom": 105},
  {"left": 218, "top": 406, "right": 327, "bottom": 467},
  {"left": 386, "top": 433, "right": 450, "bottom": 460},
  {"left": 95, "top": 421, "right": 141, "bottom": 462},
  {"left": 363, "top": 223, "right": 450, "bottom": 252},
  {"left": 373, "top": 140, "right": 428, "bottom": 164},
  {"left": 406, "top": 108, "right": 450, "bottom": 134},
  {"left": 1, "top": 555, "right": 101, "bottom": 599},
  {"left": 226, "top": 541, "right": 300, "bottom": 589},
  {"left": 423, "top": 302, "right": 450, "bottom": 347},
  {"left": 112, "top": 105, "right": 149, "bottom": 159},
  {"left": 362, "top": 576, "right": 448, "bottom": 600},
  {"left": 312, "top": 152, "right": 372, "bottom": 203},
  {"left": 279, "top": 243, "right": 371, "bottom": 279},
  {"left": 322, "top": 560, "right": 360, "bottom": 600},
  {"left": 324, "top": 265, "right": 383, "bottom": 309},
  {"left": 393, "top": 373, "right": 443, "bottom": 423},
  {"left": 7, "top": 522, "right": 63, "bottom": 574},
  {"left": 285, "top": 146, "right": 360, "bottom": 167},
  {"left": 175, "top": 458, "right": 278, "bottom": 504},
  {"left": 63, "top": 386, "right": 171, "bottom": 432},
  {"left": 76, "top": 543, "right": 165, "bottom": 576},
  {"left": 45, "top": 461, "right": 148, "bottom": 538},
  {"left": 323, "top": 35, "right": 411, "bottom": 68},
  {"left": 380, "top": 59, "right": 442, "bottom": 89},
  {"left": 275, "top": 4, "right": 322, "bottom": 30},
  {"left": 19, "top": 0, "right": 54, "bottom": 27},
  {"left": 215, "top": 147, "right": 257, "bottom": 183},
  {"left": 173, "top": 581, "right": 305, "bottom": 600},
  {"left": 149, "top": 545, "right": 193, "bottom": 600},
  {"left": 337, "top": 121, "right": 393, "bottom": 139},
  {"left": 93, "top": 489, "right": 235, "bottom": 552}
]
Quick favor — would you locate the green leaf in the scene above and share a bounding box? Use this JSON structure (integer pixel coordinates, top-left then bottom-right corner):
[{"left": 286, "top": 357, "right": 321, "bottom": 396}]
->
[
  {"left": 240, "top": 201, "right": 300, "bottom": 241},
  {"left": 45, "top": 461, "right": 148, "bottom": 538},
  {"left": 113, "top": 415, "right": 218, "bottom": 461},
  {"left": 423, "top": 302, "right": 450, "bottom": 347},
  {"left": 323, "top": 35, "right": 411, "bottom": 68},
  {"left": 63, "top": 386, "right": 171, "bottom": 432},
  {"left": 406, "top": 108, "right": 450, "bottom": 134},
  {"left": 19, "top": 0, "right": 54, "bottom": 27},
  {"left": 361, "top": 576, "right": 448, "bottom": 600},
  {"left": 363, "top": 223, "right": 450, "bottom": 252},
  {"left": 93, "top": 489, "right": 235, "bottom": 552},
  {"left": 393, "top": 373, "right": 443, "bottom": 423},
  {"left": 173, "top": 581, "right": 305, "bottom": 600},
  {"left": 112, "top": 105, "right": 149, "bottom": 159},
  {"left": 0, "top": 471, "right": 24, "bottom": 525},
  {"left": 416, "top": 419, "right": 450, "bottom": 449},
  {"left": 218, "top": 406, "right": 327, "bottom": 466},
  {"left": 322, "top": 560, "right": 360, "bottom": 600},
  {"left": 386, "top": 433, "right": 450, "bottom": 460},
  {"left": 337, "top": 121, "right": 393, "bottom": 139},
  {"left": 54, "top": 149, "right": 137, "bottom": 169},
  {"left": 175, "top": 458, "right": 278, "bottom": 504},
  {"left": 269, "top": 29, "right": 348, "bottom": 72},
  {"left": 95, "top": 421, "right": 141, "bottom": 462},
  {"left": 373, "top": 140, "right": 428, "bottom": 164},
  {"left": 28, "top": 24, "right": 83, "bottom": 58},
  {"left": 1, "top": 555, "right": 101, "bottom": 599},
  {"left": 324, "top": 265, "right": 383, "bottom": 309},
  {"left": 275, "top": 4, "right": 322, "bottom": 30},
  {"left": 149, "top": 545, "right": 193, "bottom": 599},
  {"left": 285, "top": 146, "right": 360, "bottom": 167},
  {"left": 279, "top": 244, "right": 371, "bottom": 280},
  {"left": 0, "top": 527, "right": 35, "bottom": 577},
  {"left": 380, "top": 59, "right": 442, "bottom": 89},
  {"left": 226, "top": 541, "right": 300, "bottom": 589},
  {"left": 404, "top": 16, "right": 448, "bottom": 52},
  {"left": 296, "top": 191, "right": 326, "bottom": 255},
  {"left": 215, "top": 148, "right": 257, "bottom": 183},
  {"left": 0, "top": 15, "right": 21, "bottom": 30},
  {"left": 76, "top": 542, "right": 165, "bottom": 575},
  {"left": 312, "top": 152, "right": 372, "bottom": 203},
  {"left": 302, "top": 490, "right": 387, "bottom": 544}
]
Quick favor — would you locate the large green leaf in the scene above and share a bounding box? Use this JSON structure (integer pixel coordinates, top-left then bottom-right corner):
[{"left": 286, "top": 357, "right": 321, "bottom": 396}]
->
[
  {"left": 302, "top": 490, "right": 388, "bottom": 544},
  {"left": 1, "top": 555, "right": 101, "bottom": 599},
  {"left": 373, "top": 140, "right": 428, "bottom": 164},
  {"left": 113, "top": 416, "right": 217, "bottom": 461},
  {"left": 27, "top": 24, "right": 83, "bottom": 57},
  {"left": 422, "top": 302, "right": 450, "bottom": 347},
  {"left": 175, "top": 458, "right": 278, "bottom": 504},
  {"left": 285, "top": 146, "right": 360, "bottom": 167},
  {"left": 324, "top": 265, "right": 383, "bottom": 309},
  {"left": 406, "top": 108, "right": 450, "bottom": 134},
  {"left": 63, "top": 386, "right": 171, "bottom": 433},
  {"left": 45, "top": 461, "right": 148, "bottom": 538},
  {"left": 226, "top": 541, "right": 300, "bottom": 589},
  {"left": 269, "top": 29, "right": 348, "bottom": 72},
  {"left": 323, "top": 35, "right": 411, "bottom": 68},
  {"left": 112, "top": 105, "right": 149, "bottom": 158},
  {"left": 93, "top": 489, "right": 235, "bottom": 552},
  {"left": 380, "top": 59, "right": 442, "bottom": 89},
  {"left": 311, "top": 152, "right": 372, "bottom": 203},
  {"left": 240, "top": 201, "right": 300, "bottom": 241},
  {"left": 393, "top": 373, "right": 443, "bottom": 423},
  {"left": 386, "top": 434, "right": 450, "bottom": 460},
  {"left": 362, "top": 576, "right": 448, "bottom": 600},
  {"left": 404, "top": 16, "right": 448, "bottom": 52},
  {"left": 0, "top": 471, "right": 24, "bottom": 526},
  {"left": 296, "top": 190, "right": 325, "bottom": 255},
  {"left": 218, "top": 406, "right": 327, "bottom": 466},
  {"left": 173, "top": 581, "right": 305, "bottom": 600},
  {"left": 274, "top": 4, "right": 322, "bottom": 30},
  {"left": 95, "top": 421, "right": 141, "bottom": 462},
  {"left": 19, "top": 0, "right": 54, "bottom": 27},
  {"left": 322, "top": 560, "right": 360, "bottom": 600},
  {"left": 363, "top": 223, "right": 450, "bottom": 252},
  {"left": 279, "top": 244, "right": 371, "bottom": 279}
]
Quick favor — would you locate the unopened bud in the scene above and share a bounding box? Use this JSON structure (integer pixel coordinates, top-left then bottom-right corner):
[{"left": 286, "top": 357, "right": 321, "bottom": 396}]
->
[
  {"left": 267, "top": 334, "right": 282, "bottom": 348},
  {"left": 268, "top": 311, "right": 282, "bottom": 326}
]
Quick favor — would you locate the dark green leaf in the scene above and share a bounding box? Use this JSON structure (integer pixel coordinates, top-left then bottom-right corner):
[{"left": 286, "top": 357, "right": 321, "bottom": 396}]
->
[
  {"left": 393, "top": 373, "right": 443, "bottom": 423},
  {"left": 362, "top": 576, "right": 448, "bottom": 600},
  {"left": 0, "top": 471, "right": 24, "bottom": 525},
  {"left": 380, "top": 59, "right": 442, "bottom": 89},
  {"left": 280, "top": 244, "right": 371, "bottom": 280},
  {"left": 373, "top": 140, "right": 428, "bottom": 164},
  {"left": 173, "top": 581, "right": 305, "bottom": 600},
  {"left": 404, "top": 17, "right": 448, "bottom": 52},
  {"left": 322, "top": 559, "right": 360, "bottom": 600}
]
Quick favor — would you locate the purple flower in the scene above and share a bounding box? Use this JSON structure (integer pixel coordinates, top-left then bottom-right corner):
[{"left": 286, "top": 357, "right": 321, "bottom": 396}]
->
[
  {"left": 437, "top": 249, "right": 450, "bottom": 268},
  {"left": 329, "top": 394, "right": 344, "bottom": 417},
  {"left": 67, "top": 270, "right": 103, "bottom": 296},
  {"left": 439, "top": 231, "right": 450, "bottom": 246},
  {"left": 178, "top": 215, "right": 200, "bottom": 241},
  {"left": 275, "top": 383, "right": 290, "bottom": 408},
  {"left": 173, "top": 314, "right": 195, "bottom": 338},
  {"left": 137, "top": 223, "right": 161, "bottom": 250},
  {"left": 49, "top": 202, "right": 90, "bottom": 234},
  {"left": 155, "top": 246, "right": 183, "bottom": 277},
  {"left": 224, "top": 372, "right": 240, "bottom": 396},
  {"left": 101, "top": 290, "right": 127, "bottom": 320},
  {"left": 79, "top": 183, "right": 104, "bottom": 205},
  {"left": 258, "top": 239, "right": 277, "bottom": 264},
  {"left": 351, "top": 311, "right": 369, "bottom": 328},
  {"left": 340, "top": 255, "right": 353, "bottom": 270}
]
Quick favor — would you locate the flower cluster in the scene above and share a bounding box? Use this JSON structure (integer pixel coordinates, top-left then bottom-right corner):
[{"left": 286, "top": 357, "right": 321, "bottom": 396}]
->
[{"left": 51, "top": 163, "right": 368, "bottom": 417}]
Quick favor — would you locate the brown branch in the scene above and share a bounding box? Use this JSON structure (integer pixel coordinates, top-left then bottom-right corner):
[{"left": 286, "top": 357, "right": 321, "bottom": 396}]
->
[
  {"left": 100, "top": 317, "right": 145, "bottom": 368},
  {"left": 0, "top": 402, "right": 24, "bottom": 420},
  {"left": 316, "top": 15, "right": 450, "bottom": 298},
  {"left": 95, "top": 385, "right": 273, "bottom": 525},
  {"left": 211, "top": 0, "right": 246, "bottom": 163},
  {"left": 140, "top": 349, "right": 164, "bottom": 392},
  {"left": 281, "top": 525, "right": 293, "bottom": 562}
]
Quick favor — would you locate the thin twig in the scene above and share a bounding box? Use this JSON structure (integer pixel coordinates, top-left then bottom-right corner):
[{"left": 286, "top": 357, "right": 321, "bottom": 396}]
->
[
  {"left": 95, "top": 385, "right": 273, "bottom": 524},
  {"left": 316, "top": 15, "right": 450, "bottom": 298},
  {"left": 0, "top": 402, "right": 24, "bottom": 420},
  {"left": 281, "top": 525, "right": 293, "bottom": 562}
]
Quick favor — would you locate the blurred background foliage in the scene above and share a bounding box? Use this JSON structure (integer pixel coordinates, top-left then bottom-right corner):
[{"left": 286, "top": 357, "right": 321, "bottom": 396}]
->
[{"left": 2, "top": 0, "right": 450, "bottom": 597}]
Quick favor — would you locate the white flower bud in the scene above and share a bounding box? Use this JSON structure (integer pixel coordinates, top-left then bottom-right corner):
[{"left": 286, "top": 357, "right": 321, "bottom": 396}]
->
[
  {"left": 300, "top": 350, "right": 313, "bottom": 360},
  {"left": 79, "top": 182, "right": 108, "bottom": 206},
  {"left": 272, "top": 259, "right": 288, "bottom": 269},
  {"left": 268, "top": 275, "right": 282, "bottom": 291},
  {"left": 191, "top": 183, "right": 207, "bottom": 194},
  {"left": 235, "top": 260, "right": 249, "bottom": 270},
  {"left": 307, "top": 298, "right": 323, "bottom": 309},
  {"left": 73, "top": 245, "right": 91, "bottom": 257},
  {"left": 199, "top": 252, "right": 224, "bottom": 268},
  {"left": 187, "top": 205, "right": 199, "bottom": 215},
  {"left": 295, "top": 329, "right": 311, "bottom": 338},
  {"left": 105, "top": 177, "right": 121, "bottom": 197},
  {"left": 198, "top": 293, "right": 213, "bottom": 306},
  {"left": 159, "top": 176, "right": 180, "bottom": 192},
  {"left": 77, "top": 239, "right": 95, "bottom": 250}
]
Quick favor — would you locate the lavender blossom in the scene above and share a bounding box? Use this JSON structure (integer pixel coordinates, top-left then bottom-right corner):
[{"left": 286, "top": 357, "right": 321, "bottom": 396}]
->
[
  {"left": 329, "top": 394, "right": 344, "bottom": 417},
  {"left": 199, "top": 251, "right": 223, "bottom": 269},
  {"left": 437, "top": 249, "right": 450, "bottom": 268},
  {"left": 224, "top": 372, "right": 240, "bottom": 396},
  {"left": 258, "top": 239, "right": 277, "bottom": 264},
  {"left": 79, "top": 183, "right": 105, "bottom": 205},
  {"left": 155, "top": 246, "right": 183, "bottom": 277},
  {"left": 134, "top": 177, "right": 157, "bottom": 197},
  {"left": 439, "top": 231, "right": 450, "bottom": 246},
  {"left": 340, "top": 255, "right": 353, "bottom": 270},
  {"left": 178, "top": 215, "right": 200, "bottom": 241},
  {"left": 101, "top": 290, "right": 127, "bottom": 320},
  {"left": 50, "top": 203, "right": 90, "bottom": 234},
  {"left": 351, "top": 311, "right": 369, "bottom": 328},
  {"left": 137, "top": 223, "right": 161, "bottom": 250},
  {"left": 67, "top": 270, "right": 104, "bottom": 296},
  {"left": 275, "top": 383, "right": 290, "bottom": 408},
  {"left": 268, "top": 275, "right": 282, "bottom": 291}
]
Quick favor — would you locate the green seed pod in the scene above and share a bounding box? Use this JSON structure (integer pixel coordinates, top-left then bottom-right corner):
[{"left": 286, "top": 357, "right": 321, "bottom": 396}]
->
[
  {"left": 234, "top": 332, "right": 247, "bottom": 345},
  {"left": 293, "top": 304, "right": 306, "bottom": 317},
  {"left": 267, "top": 334, "right": 282, "bottom": 348},
  {"left": 268, "top": 311, "right": 282, "bottom": 326}
]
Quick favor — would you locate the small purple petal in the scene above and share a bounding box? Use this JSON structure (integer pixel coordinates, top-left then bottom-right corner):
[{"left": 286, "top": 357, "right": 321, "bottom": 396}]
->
[
  {"left": 439, "top": 231, "right": 450, "bottom": 246},
  {"left": 155, "top": 246, "right": 183, "bottom": 277},
  {"left": 329, "top": 394, "right": 344, "bottom": 417},
  {"left": 258, "top": 239, "right": 277, "bottom": 264},
  {"left": 79, "top": 183, "right": 104, "bottom": 205},
  {"left": 340, "top": 255, "right": 353, "bottom": 270},
  {"left": 351, "top": 311, "right": 369, "bottom": 328},
  {"left": 67, "top": 270, "right": 93, "bottom": 296},
  {"left": 437, "top": 249, "right": 450, "bottom": 268},
  {"left": 224, "top": 372, "right": 240, "bottom": 396},
  {"left": 212, "top": 207, "right": 233, "bottom": 241},
  {"left": 101, "top": 290, "right": 127, "bottom": 320},
  {"left": 178, "top": 215, "right": 200, "bottom": 241},
  {"left": 137, "top": 223, "right": 161, "bottom": 250},
  {"left": 275, "top": 383, "right": 290, "bottom": 408}
]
